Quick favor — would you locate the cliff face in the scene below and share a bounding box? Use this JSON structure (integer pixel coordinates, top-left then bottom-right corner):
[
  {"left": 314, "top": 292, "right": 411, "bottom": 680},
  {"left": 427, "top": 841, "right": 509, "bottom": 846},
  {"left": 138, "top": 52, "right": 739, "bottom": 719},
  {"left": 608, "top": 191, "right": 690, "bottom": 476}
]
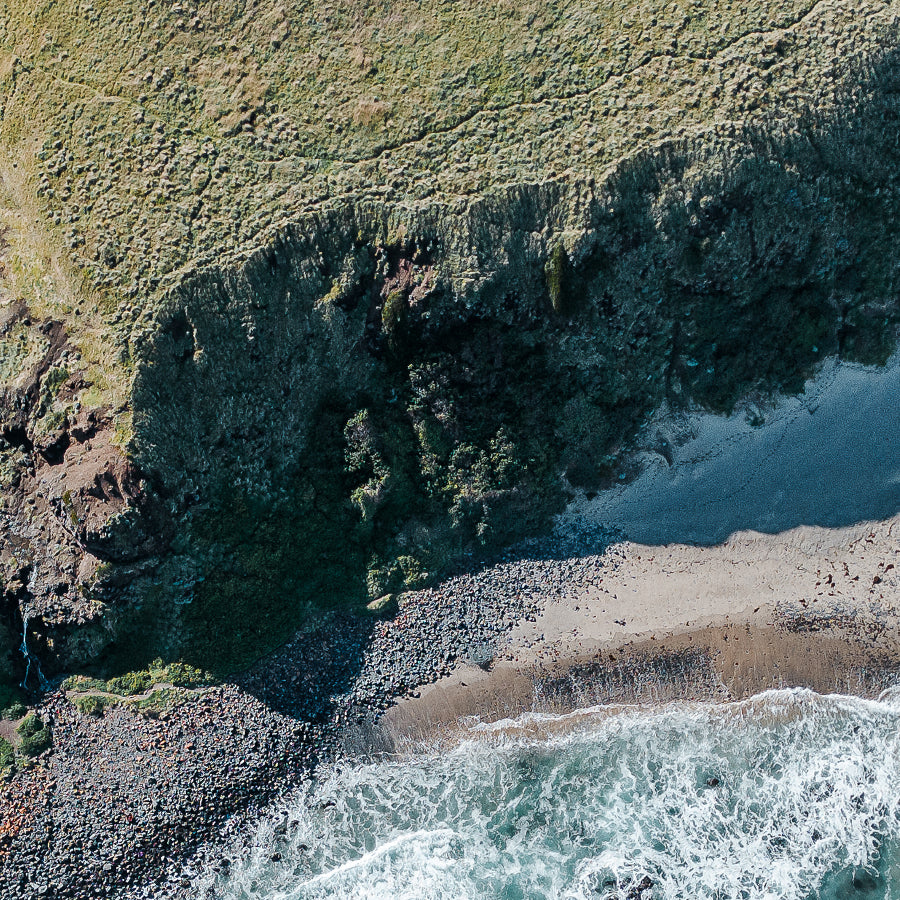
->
[{"left": 0, "top": 0, "right": 899, "bottom": 684}]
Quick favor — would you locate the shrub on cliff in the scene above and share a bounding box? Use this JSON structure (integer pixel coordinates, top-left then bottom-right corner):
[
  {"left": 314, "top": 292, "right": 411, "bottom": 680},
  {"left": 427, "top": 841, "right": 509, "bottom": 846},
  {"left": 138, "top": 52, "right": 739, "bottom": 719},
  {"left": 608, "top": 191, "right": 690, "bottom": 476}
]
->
[
  {"left": 545, "top": 243, "right": 571, "bottom": 315},
  {"left": 381, "top": 289, "right": 409, "bottom": 356},
  {"left": 105, "top": 671, "right": 153, "bottom": 696},
  {"left": 17, "top": 713, "right": 52, "bottom": 757},
  {"left": 0, "top": 680, "right": 25, "bottom": 721},
  {"left": 1, "top": 699, "right": 26, "bottom": 721},
  {"left": 148, "top": 658, "right": 212, "bottom": 689},
  {"left": 0, "top": 737, "right": 15, "bottom": 775},
  {"left": 73, "top": 695, "right": 109, "bottom": 717}
]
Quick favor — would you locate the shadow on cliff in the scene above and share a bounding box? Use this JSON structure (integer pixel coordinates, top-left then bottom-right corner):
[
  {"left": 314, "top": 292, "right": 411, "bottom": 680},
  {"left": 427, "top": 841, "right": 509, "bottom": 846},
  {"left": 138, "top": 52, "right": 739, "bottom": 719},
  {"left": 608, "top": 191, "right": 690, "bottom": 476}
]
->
[
  {"left": 544, "top": 41, "right": 900, "bottom": 548},
  {"left": 128, "top": 41, "right": 900, "bottom": 720}
]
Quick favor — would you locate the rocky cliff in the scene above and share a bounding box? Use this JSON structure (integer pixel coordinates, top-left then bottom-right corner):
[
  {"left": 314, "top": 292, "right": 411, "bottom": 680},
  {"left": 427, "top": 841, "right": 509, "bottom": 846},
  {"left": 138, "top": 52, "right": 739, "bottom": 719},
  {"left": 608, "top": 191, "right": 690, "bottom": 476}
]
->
[{"left": 1, "top": 0, "right": 899, "bottom": 688}]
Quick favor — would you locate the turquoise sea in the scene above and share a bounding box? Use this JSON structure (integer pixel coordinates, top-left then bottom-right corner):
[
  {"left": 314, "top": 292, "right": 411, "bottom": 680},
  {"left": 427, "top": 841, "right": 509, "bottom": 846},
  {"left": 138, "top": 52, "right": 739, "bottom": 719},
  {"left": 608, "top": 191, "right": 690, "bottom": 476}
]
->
[{"left": 196, "top": 689, "right": 900, "bottom": 900}]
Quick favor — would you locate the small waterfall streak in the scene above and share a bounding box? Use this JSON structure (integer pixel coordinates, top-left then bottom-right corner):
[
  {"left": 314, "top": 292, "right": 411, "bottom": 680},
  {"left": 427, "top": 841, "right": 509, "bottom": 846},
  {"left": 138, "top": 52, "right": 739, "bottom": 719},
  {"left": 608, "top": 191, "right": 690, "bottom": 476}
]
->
[{"left": 20, "top": 615, "right": 49, "bottom": 691}]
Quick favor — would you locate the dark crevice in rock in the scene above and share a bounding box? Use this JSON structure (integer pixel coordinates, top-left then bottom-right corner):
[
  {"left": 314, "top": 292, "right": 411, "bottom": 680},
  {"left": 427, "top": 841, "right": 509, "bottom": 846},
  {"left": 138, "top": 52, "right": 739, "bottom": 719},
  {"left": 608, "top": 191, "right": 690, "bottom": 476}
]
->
[
  {"left": 37, "top": 429, "right": 69, "bottom": 465},
  {"left": 0, "top": 573, "right": 29, "bottom": 689},
  {"left": 1, "top": 424, "right": 33, "bottom": 453}
]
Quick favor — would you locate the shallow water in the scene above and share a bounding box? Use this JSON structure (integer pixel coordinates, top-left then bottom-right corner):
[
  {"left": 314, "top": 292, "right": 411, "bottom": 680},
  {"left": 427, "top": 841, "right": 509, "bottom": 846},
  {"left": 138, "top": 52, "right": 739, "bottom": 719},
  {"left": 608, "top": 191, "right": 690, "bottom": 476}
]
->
[{"left": 195, "top": 689, "right": 900, "bottom": 900}]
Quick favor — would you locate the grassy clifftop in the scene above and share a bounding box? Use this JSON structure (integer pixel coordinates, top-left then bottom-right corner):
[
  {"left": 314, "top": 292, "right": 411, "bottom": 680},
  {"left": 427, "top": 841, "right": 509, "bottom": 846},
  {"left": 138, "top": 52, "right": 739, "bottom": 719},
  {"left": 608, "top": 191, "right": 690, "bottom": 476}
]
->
[
  {"left": 0, "top": 0, "right": 899, "bottom": 681},
  {"left": 0, "top": 0, "right": 888, "bottom": 304}
]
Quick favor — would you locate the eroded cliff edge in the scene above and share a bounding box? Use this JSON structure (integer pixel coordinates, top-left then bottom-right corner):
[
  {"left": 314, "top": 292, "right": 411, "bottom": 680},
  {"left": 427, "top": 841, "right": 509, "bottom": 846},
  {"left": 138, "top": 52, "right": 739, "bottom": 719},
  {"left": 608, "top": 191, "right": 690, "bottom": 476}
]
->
[{"left": 1, "top": 0, "right": 899, "bottom": 688}]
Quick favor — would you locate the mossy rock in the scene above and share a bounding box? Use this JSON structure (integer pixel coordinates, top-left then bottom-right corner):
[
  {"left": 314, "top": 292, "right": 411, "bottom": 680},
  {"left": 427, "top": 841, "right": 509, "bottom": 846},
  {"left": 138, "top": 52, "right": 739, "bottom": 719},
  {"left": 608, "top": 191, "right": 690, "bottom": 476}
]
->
[{"left": 365, "top": 594, "right": 399, "bottom": 618}]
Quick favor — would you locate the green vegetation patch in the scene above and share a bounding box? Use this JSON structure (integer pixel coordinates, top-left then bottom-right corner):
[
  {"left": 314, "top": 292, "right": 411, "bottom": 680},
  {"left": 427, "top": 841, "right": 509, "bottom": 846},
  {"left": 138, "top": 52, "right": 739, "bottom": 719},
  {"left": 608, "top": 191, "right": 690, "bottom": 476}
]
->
[
  {"left": 60, "top": 675, "right": 107, "bottom": 693},
  {"left": 0, "top": 736, "right": 15, "bottom": 776},
  {"left": 124, "top": 688, "right": 185, "bottom": 718},
  {"left": 545, "top": 243, "right": 572, "bottom": 316},
  {"left": 64, "top": 658, "right": 214, "bottom": 713},
  {"left": 104, "top": 670, "right": 154, "bottom": 696},
  {"left": 16, "top": 713, "right": 52, "bottom": 757},
  {"left": 72, "top": 694, "right": 113, "bottom": 717},
  {"left": 1, "top": 700, "right": 26, "bottom": 721},
  {"left": 0, "top": 323, "right": 48, "bottom": 387},
  {"left": 0, "top": 678, "right": 27, "bottom": 721}
]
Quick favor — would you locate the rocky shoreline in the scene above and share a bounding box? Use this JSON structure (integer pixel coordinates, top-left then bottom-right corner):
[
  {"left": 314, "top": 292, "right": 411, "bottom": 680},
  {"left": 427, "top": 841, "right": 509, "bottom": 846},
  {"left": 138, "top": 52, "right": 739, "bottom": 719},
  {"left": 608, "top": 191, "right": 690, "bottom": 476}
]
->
[
  {"left": 0, "top": 525, "right": 611, "bottom": 900},
  {"left": 2, "top": 0, "right": 900, "bottom": 895},
  {"left": 1, "top": 513, "right": 898, "bottom": 899}
]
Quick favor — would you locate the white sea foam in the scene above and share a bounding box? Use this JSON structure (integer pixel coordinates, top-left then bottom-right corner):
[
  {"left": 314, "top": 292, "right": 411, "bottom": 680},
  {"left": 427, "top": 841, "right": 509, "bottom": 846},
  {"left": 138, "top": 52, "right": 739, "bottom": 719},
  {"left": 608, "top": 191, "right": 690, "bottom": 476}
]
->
[{"left": 195, "top": 689, "right": 900, "bottom": 900}]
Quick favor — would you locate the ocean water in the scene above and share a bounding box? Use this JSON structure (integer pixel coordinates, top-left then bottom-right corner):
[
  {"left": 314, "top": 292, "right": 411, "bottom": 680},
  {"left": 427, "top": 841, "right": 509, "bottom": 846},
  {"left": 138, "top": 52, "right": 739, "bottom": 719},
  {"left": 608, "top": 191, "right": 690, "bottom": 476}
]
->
[{"left": 196, "top": 689, "right": 900, "bottom": 900}]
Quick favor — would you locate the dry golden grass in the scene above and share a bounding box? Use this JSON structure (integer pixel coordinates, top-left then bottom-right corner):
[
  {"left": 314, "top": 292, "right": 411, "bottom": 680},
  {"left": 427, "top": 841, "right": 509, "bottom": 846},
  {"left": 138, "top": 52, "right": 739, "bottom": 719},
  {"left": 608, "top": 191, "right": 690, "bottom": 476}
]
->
[
  {"left": 353, "top": 98, "right": 392, "bottom": 127},
  {"left": 0, "top": 0, "right": 894, "bottom": 424}
]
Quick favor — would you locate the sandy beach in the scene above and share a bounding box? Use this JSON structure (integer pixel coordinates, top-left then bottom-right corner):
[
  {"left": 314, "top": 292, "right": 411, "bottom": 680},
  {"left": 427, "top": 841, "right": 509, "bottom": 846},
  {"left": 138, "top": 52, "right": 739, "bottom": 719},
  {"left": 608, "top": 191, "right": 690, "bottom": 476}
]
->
[{"left": 383, "top": 356, "right": 900, "bottom": 742}]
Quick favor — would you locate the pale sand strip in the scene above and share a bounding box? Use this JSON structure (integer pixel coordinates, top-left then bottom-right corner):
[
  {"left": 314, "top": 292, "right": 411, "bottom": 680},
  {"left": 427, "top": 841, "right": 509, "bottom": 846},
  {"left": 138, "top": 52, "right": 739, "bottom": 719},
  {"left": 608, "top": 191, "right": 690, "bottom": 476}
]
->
[{"left": 384, "top": 356, "right": 900, "bottom": 742}]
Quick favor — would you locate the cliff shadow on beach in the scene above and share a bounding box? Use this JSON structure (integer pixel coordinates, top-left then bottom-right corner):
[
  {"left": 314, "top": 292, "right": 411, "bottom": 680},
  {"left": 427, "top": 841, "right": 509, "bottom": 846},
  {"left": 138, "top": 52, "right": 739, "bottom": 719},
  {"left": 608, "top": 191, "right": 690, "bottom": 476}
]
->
[{"left": 564, "top": 352, "right": 900, "bottom": 547}]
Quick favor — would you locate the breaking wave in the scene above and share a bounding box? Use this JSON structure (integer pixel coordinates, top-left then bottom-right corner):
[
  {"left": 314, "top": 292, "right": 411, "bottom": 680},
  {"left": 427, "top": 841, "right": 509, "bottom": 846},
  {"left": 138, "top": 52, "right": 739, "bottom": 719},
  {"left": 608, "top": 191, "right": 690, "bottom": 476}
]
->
[{"left": 195, "top": 688, "right": 900, "bottom": 899}]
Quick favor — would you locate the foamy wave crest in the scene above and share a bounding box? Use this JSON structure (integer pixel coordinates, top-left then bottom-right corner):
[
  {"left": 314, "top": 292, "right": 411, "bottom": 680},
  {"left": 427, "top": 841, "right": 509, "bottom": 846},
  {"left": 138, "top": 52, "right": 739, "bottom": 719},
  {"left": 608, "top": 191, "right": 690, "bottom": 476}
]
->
[{"left": 194, "top": 689, "right": 900, "bottom": 900}]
